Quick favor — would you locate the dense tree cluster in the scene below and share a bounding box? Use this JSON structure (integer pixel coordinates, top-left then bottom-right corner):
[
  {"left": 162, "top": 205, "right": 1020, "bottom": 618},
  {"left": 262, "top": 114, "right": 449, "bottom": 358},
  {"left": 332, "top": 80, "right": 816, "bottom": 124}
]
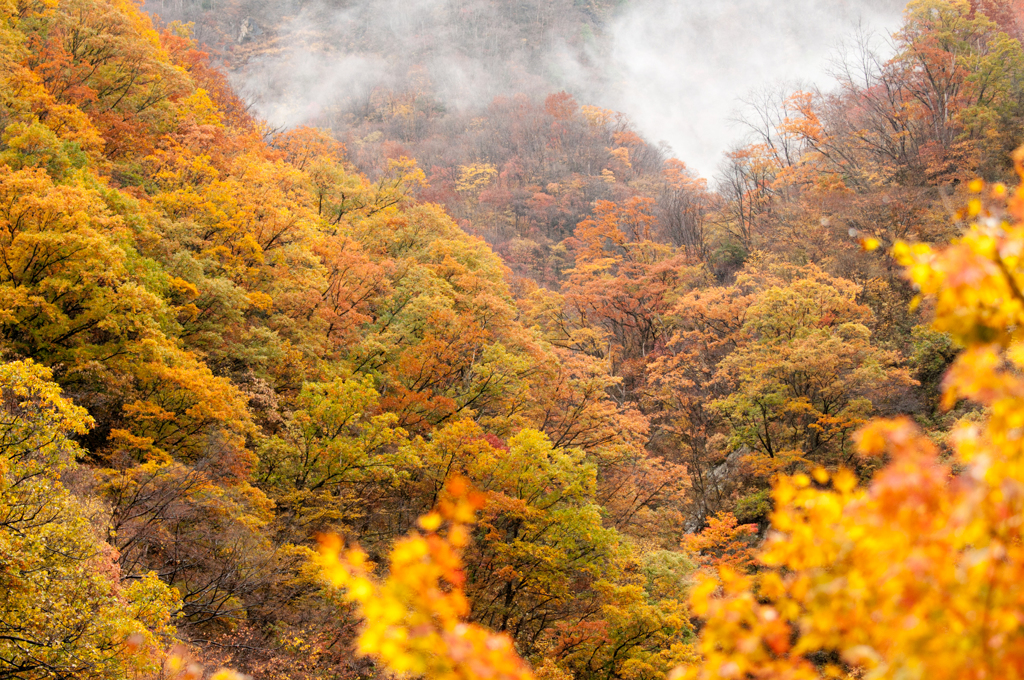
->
[{"left": 0, "top": 0, "right": 683, "bottom": 677}]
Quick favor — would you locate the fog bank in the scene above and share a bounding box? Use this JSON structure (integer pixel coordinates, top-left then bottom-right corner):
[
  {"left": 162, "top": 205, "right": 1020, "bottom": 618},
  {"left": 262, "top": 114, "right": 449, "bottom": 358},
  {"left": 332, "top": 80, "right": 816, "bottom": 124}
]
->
[{"left": 225, "top": 0, "right": 908, "bottom": 176}]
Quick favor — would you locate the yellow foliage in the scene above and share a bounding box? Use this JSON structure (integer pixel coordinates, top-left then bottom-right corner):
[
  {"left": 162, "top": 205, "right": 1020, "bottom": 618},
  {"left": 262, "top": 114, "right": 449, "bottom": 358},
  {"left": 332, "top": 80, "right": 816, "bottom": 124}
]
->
[
  {"left": 0, "top": 361, "right": 179, "bottom": 677},
  {"left": 319, "top": 477, "right": 535, "bottom": 680},
  {"left": 581, "top": 105, "right": 615, "bottom": 128},
  {"left": 609, "top": 146, "right": 632, "bottom": 169},
  {"left": 456, "top": 163, "right": 498, "bottom": 194},
  {"left": 675, "top": 148, "right": 1024, "bottom": 679},
  {"left": 180, "top": 88, "right": 225, "bottom": 126}
]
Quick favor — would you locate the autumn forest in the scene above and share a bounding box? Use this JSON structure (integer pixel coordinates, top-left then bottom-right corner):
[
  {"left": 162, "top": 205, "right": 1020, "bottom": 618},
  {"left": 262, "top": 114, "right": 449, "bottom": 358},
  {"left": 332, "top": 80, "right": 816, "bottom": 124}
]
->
[{"left": 2, "top": 0, "right": 1024, "bottom": 678}]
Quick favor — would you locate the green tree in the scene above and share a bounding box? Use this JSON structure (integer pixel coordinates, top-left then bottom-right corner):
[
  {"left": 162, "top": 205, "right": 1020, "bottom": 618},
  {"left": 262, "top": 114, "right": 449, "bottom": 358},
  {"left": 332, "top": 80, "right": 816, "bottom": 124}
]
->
[{"left": 712, "top": 266, "right": 913, "bottom": 467}]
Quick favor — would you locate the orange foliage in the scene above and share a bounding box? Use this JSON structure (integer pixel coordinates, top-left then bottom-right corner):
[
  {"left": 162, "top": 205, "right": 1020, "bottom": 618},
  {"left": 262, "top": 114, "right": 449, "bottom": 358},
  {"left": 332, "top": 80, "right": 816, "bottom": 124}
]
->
[{"left": 683, "top": 513, "right": 758, "bottom": 572}]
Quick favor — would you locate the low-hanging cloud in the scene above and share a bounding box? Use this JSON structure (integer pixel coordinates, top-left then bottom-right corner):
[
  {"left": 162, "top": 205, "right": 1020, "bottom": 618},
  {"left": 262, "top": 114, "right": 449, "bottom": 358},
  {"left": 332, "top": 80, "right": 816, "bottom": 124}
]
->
[
  {"left": 602, "top": 0, "right": 906, "bottom": 176},
  {"left": 225, "top": 0, "right": 908, "bottom": 176}
]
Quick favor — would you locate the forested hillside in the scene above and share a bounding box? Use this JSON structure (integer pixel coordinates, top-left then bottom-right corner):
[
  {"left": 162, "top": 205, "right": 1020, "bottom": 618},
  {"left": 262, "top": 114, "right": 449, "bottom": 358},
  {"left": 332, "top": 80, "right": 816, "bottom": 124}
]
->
[{"left": 2, "top": 0, "right": 1024, "bottom": 678}]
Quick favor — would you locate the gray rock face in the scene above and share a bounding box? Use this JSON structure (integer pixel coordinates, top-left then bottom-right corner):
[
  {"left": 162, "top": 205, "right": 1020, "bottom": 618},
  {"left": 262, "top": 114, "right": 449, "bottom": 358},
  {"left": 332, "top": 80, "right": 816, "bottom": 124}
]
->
[
  {"left": 708, "top": 444, "right": 748, "bottom": 484},
  {"left": 238, "top": 17, "right": 262, "bottom": 44},
  {"left": 682, "top": 445, "right": 750, "bottom": 534}
]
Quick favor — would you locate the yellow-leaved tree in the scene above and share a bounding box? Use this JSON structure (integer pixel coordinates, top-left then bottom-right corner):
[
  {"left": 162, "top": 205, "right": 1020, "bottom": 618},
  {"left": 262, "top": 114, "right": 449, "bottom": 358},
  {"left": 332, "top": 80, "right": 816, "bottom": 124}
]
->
[
  {"left": 677, "top": 149, "right": 1024, "bottom": 678},
  {"left": 0, "top": 360, "right": 179, "bottom": 678},
  {"left": 319, "top": 477, "right": 535, "bottom": 680}
]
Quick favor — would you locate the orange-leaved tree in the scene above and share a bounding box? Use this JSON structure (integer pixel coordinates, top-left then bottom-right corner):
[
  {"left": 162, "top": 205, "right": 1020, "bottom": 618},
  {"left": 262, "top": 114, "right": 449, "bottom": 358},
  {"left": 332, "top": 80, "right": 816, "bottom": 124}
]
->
[{"left": 676, "top": 149, "right": 1024, "bottom": 679}]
